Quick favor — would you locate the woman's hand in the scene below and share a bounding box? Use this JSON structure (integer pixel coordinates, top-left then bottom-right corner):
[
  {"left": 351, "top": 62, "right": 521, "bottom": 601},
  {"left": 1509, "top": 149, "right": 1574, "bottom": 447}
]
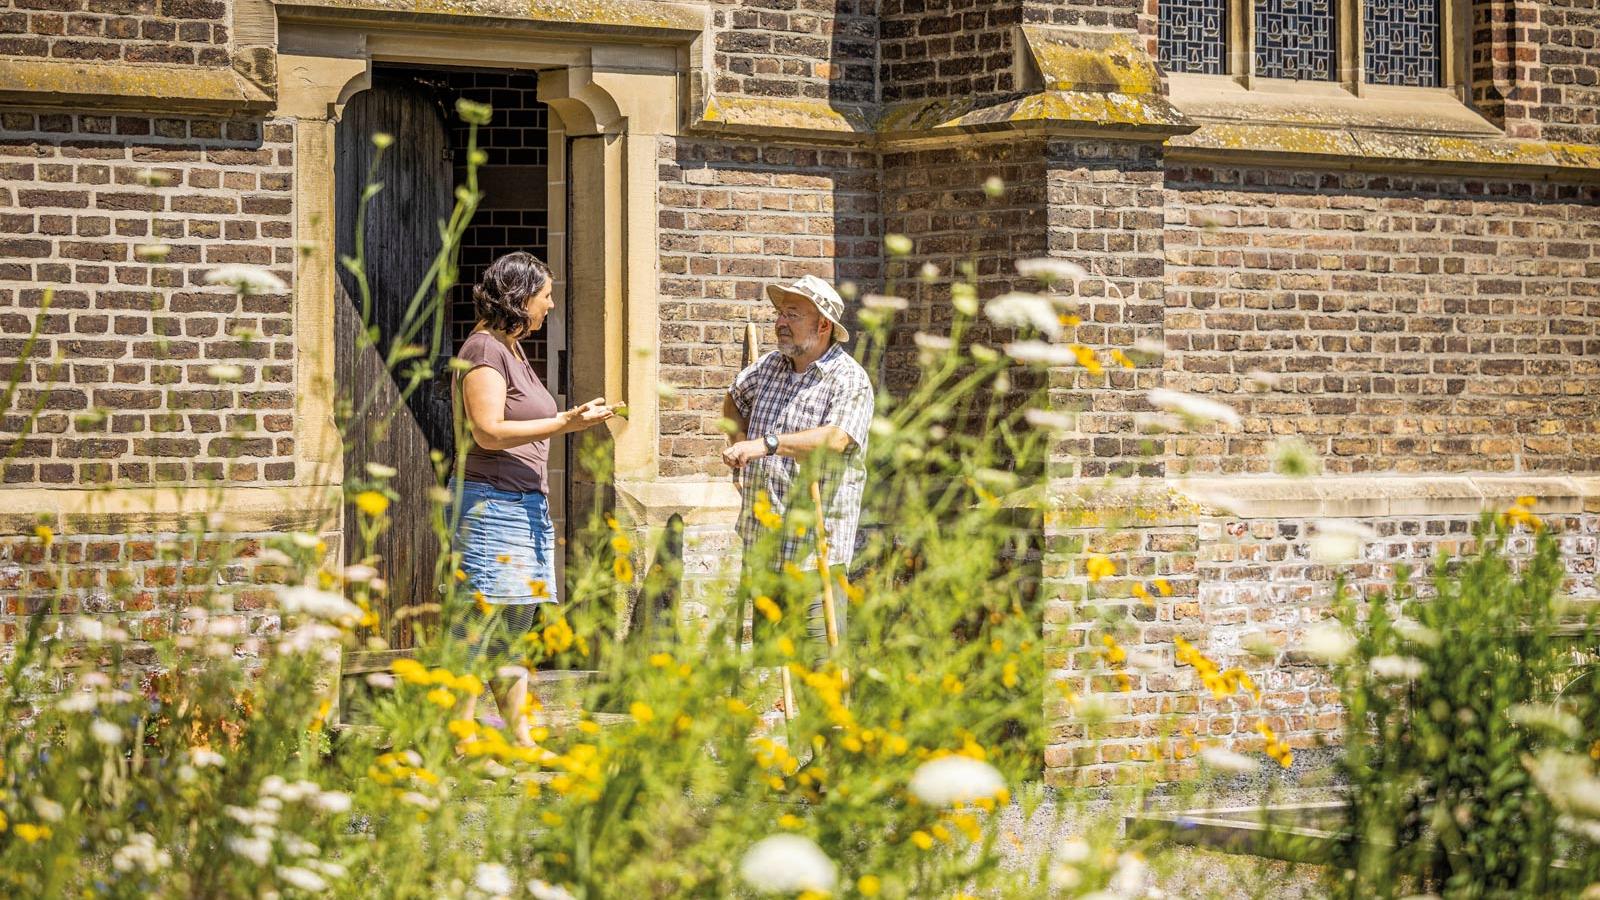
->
[{"left": 561, "top": 397, "right": 614, "bottom": 432}]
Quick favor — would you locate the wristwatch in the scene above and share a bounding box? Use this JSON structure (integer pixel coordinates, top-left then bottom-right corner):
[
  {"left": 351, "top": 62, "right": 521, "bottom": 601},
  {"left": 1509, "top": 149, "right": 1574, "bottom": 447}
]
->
[{"left": 763, "top": 434, "right": 780, "bottom": 456}]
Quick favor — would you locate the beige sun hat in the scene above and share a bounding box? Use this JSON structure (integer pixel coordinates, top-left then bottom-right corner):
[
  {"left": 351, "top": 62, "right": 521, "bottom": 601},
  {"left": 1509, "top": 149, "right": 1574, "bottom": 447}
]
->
[{"left": 765, "top": 274, "right": 850, "bottom": 343}]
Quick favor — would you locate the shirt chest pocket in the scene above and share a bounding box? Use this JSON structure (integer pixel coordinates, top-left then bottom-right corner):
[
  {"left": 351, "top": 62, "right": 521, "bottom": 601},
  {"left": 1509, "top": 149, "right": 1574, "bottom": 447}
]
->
[{"left": 777, "top": 380, "right": 831, "bottom": 431}]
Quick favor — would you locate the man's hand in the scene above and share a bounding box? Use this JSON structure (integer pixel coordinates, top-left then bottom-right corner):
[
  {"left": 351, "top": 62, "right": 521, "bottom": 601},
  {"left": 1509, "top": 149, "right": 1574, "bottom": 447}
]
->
[{"left": 721, "top": 438, "right": 768, "bottom": 470}]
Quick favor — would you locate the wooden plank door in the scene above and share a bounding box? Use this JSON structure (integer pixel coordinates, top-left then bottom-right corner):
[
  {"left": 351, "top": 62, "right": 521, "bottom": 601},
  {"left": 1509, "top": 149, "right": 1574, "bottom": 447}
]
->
[{"left": 334, "top": 80, "right": 455, "bottom": 649}]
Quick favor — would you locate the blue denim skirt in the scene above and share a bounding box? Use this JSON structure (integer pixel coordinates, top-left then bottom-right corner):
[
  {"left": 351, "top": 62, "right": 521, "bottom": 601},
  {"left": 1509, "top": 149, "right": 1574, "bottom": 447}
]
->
[{"left": 452, "top": 479, "right": 559, "bottom": 606}]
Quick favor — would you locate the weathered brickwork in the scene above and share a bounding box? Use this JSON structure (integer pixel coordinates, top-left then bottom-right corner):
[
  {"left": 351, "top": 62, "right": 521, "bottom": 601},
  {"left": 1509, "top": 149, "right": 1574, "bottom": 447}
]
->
[
  {"left": 1162, "top": 164, "right": 1600, "bottom": 477},
  {"left": 655, "top": 136, "right": 881, "bottom": 478},
  {"left": 0, "top": 525, "right": 303, "bottom": 666},
  {"left": 709, "top": 0, "right": 876, "bottom": 104},
  {"left": 0, "top": 0, "right": 232, "bottom": 67},
  {"left": 879, "top": 0, "right": 1018, "bottom": 104},
  {"left": 1530, "top": 0, "right": 1600, "bottom": 144},
  {"left": 1045, "top": 510, "right": 1600, "bottom": 786},
  {"left": 0, "top": 111, "right": 297, "bottom": 486}
]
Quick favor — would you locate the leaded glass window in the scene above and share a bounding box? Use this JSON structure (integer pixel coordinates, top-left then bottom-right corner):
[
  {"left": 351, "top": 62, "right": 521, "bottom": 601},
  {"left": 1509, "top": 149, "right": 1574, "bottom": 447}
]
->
[
  {"left": 1364, "top": 0, "right": 1440, "bottom": 86},
  {"left": 1255, "top": 0, "right": 1336, "bottom": 80},
  {"left": 1160, "top": 0, "right": 1228, "bottom": 75}
]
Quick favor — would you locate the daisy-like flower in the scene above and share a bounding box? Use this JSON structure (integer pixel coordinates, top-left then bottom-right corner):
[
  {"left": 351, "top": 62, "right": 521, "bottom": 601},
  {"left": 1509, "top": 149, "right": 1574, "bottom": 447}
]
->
[
  {"left": 913, "top": 332, "right": 954, "bottom": 353},
  {"left": 985, "top": 292, "right": 1061, "bottom": 339},
  {"left": 204, "top": 264, "right": 287, "bottom": 295},
  {"left": 473, "top": 863, "right": 513, "bottom": 896},
  {"left": 278, "top": 866, "right": 327, "bottom": 892},
  {"left": 739, "top": 834, "right": 838, "bottom": 894},
  {"left": 528, "top": 880, "right": 578, "bottom": 900},
  {"left": 365, "top": 462, "right": 398, "bottom": 478},
  {"left": 862, "top": 293, "right": 908, "bottom": 311},
  {"left": 1301, "top": 622, "right": 1356, "bottom": 662},
  {"left": 133, "top": 243, "right": 171, "bottom": 262},
  {"left": 1308, "top": 520, "right": 1375, "bottom": 564},
  {"left": 1015, "top": 258, "right": 1087, "bottom": 285},
  {"left": 311, "top": 790, "right": 352, "bottom": 814},
  {"left": 1147, "top": 388, "right": 1241, "bottom": 427},
  {"left": 1024, "top": 409, "right": 1074, "bottom": 431},
  {"left": 1200, "top": 746, "right": 1259, "bottom": 774},
  {"left": 1528, "top": 750, "right": 1600, "bottom": 819},
  {"left": 884, "top": 234, "right": 912, "bottom": 256},
  {"left": 1508, "top": 703, "right": 1582, "bottom": 739},
  {"left": 226, "top": 835, "right": 271, "bottom": 866},
  {"left": 71, "top": 616, "right": 105, "bottom": 641},
  {"left": 91, "top": 720, "right": 124, "bottom": 745},
  {"left": 189, "top": 747, "right": 225, "bottom": 768},
  {"left": 1003, "top": 341, "right": 1077, "bottom": 367},
  {"left": 275, "top": 586, "right": 362, "bottom": 623},
  {"left": 206, "top": 364, "right": 244, "bottom": 383},
  {"left": 1369, "top": 656, "right": 1426, "bottom": 681},
  {"left": 908, "top": 755, "right": 1006, "bottom": 806}
]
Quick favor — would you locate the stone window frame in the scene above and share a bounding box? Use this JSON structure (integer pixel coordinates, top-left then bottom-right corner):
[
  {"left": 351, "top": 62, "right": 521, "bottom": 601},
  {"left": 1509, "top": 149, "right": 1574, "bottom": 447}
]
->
[{"left": 1166, "top": 0, "right": 1471, "bottom": 99}]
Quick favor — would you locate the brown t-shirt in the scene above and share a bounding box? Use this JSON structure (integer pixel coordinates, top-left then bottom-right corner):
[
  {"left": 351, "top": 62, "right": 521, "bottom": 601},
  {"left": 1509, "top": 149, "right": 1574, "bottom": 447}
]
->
[{"left": 456, "top": 330, "right": 558, "bottom": 494}]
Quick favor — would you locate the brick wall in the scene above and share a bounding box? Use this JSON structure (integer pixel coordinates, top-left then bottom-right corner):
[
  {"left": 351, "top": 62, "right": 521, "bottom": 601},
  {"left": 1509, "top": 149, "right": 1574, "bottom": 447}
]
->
[
  {"left": 0, "top": 0, "right": 232, "bottom": 68},
  {"left": 0, "top": 111, "right": 297, "bottom": 486},
  {"left": 1044, "top": 509, "right": 1600, "bottom": 786},
  {"left": 655, "top": 136, "right": 881, "bottom": 479},
  {"left": 1161, "top": 164, "right": 1600, "bottom": 477},
  {"left": 1530, "top": 0, "right": 1600, "bottom": 144},
  {"left": 0, "top": 524, "right": 303, "bottom": 667},
  {"left": 709, "top": 0, "right": 877, "bottom": 104},
  {"left": 879, "top": 0, "right": 1018, "bottom": 104}
]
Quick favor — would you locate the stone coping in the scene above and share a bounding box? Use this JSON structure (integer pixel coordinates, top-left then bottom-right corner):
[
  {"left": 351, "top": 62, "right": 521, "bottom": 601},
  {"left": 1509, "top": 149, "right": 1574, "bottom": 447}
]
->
[
  {"left": 0, "top": 59, "right": 274, "bottom": 113},
  {"left": 614, "top": 478, "right": 741, "bottom": 528},
  {"left": 0, "top": 484, "right": 340, "bottom": 536},
  {"left": 1041, "top": 474, "right": 1597, "bottom": 528},
  {"left": 272, "top": 0, "right": 705, "bottom": 36}
]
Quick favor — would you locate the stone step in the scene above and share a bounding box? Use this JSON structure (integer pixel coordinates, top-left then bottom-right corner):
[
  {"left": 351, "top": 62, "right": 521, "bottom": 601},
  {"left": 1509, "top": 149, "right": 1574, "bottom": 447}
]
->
[{"left": 337, "top": 646, "right": 606, "bottom": 727}]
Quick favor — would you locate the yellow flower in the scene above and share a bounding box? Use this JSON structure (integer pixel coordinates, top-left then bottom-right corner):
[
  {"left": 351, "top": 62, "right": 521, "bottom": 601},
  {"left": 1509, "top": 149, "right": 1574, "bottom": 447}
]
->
[
  {"left": 910, "top": 830, "right": 934, "bottom": 850},
  {"left": 1099, "top": 634, "right": 1127, "bottom": 665},
  {"left": 1132, "top": 583, "right": 1153, "bottom": 606},
  {"left": 15, "top": 823, "right": 50, "bottom": 843},
  {"left": 777, "top": 637, "right": 795, "bottom": 658},
  {"left": 527, "top": 579, "right": 549, "bottom": 598},
  {"left": 577, "top": 719, "right": 601, "bottom": 735},
  {"left": 354, "top": 490, "right": 389, "bottom": 517},
  {"left": 448, "top": 719, "right": 479, "bottom": 740},
  {"left": 392, "top": 658, "right": 430, "bottom": 685},
  {"left": 613, "top": 556, "right": 634, "bottom": 582},
  {"left": 649, "top": 652, "right": 673, "bottom": 668},
  {"left": 610, "top": 532, "right": 632, "bottom": 555},
  {"left": 1068, "top": 343, "right": 1104, "bottom": 376},
  {"left": 543, "top": 617, "right": 575, "bottom": 655},
  {"left": 474, "top": 592, "right": 491, "bottom": 615},
  {"left": 451, "top": 673, "right": 485, "bottom": 695},
  {"left": 940, "top": 673, "right": 964, "bottom": 695},
  {"left": 309, "top": 698, "right": 331, "bottom": 732},
  {"left": 426, "top": 688, "right": 455, "bottom": 709},
  {"left": 884, "top": 734, "right": 909, "bottom": 756},
  {"left": 1002, "top": 660, "right": 1019, "bottom": 689},
  {"left": 858, "top": 874, "right": 882, "bottom": 897},
  {"left": 541, "top": 811, "right": 564, "bottom": 826},
  {"left": 778, "top": 813, "right": 804, "bottom": 830},
  {"left": 630, "top": 701, "right": 655, "bottom": 724},
  {"left": 1085, "top": 555, "right": 1115, "bottom": 582},
  {"left": 32, "top": 524, "right": 53, "bottom": 547},
  {"left": 754, "top": 595, "right": 782, "bottom": 623},
  {"left": 1153, "top": 578, "right": 1172, "bottom": 596},
  {"left": 1109, "top": 348, "right": 1135, "bottom": 369}
]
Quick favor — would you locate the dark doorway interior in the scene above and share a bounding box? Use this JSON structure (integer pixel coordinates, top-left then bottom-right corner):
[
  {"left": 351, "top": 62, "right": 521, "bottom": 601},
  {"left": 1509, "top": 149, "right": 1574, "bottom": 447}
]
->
[{"left": 334, "top": 65, "right": 553, "bottom": 648}]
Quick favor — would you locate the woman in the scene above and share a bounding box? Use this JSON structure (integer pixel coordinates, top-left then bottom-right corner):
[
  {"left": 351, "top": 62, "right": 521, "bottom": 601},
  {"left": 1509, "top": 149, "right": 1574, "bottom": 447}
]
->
[{"left": 451, "top": 251, "right": 612, "bottom": 746}]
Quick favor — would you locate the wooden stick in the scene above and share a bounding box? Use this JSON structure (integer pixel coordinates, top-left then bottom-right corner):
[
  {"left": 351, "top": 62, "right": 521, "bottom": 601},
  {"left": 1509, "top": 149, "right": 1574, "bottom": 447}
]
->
[
  {"left": 810, "top": 481, "right": 840, "bottom": 649},
  {"left": 779, "top": 665, "right": 798, "bottom": 721}
]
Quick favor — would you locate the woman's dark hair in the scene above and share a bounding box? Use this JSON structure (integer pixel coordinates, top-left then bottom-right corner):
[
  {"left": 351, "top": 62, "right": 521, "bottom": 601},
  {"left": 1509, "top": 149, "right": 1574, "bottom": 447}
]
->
[{"left": 472, "top": 252, "right": 551, "bottom": 336}]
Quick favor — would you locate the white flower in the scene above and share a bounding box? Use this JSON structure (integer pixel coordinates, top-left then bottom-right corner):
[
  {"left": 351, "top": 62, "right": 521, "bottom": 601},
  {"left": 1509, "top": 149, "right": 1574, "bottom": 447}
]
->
[
  {"left": 31, "top": 797, "right": 64, "bottom": 822},
  {"left": 861, "top": 293, "right": 908, "bottom": 311},
  {"left": 134, "top": 168, "right": 171, "bottom": 187},
  {"left": 1015, "top": 258, "right": 1088, "bottom": 284},
  {"left": 1528, "top": 750, "right": 1600, "bottom": 819},
  {"left": 278, "top": 866, "right": 327, "bottom": 892},
  {"left": 1369, "top": 655, "right": 1426, "bottom": 680},
  {"left": 112, "top": 833, "right": 170, "bottom": 874},
  {"left": 1147, "top": 388, "right": 1241, "bottom": 426},
  {"left": 528, "top": 880, "right": 578, "bottom": 900},
  {"left": 227, "top": 835, "right": 272, "bottom": 866},
  {"left": 1024, "top": 409, "right": 1074, "bottom": 431},
  {"left": 656, "top": 382, "right": 679, "bottom": 400},
  {"left": 81, "top": 672, "right": 111, "bottom": 688},
  {"left": 204, "top": 264, "right": 287, "bottom": 295},
  {"left": 278, "top": 623, "right": 344, "bottom": 655},
  {"left": 1509, "top": 703, "right": 1582, "bottom": 739},
  {"left": 261, "top": 775, "right": 287, "bottom": 796},
  {"left": 739, "top": 834, "right": 838, "bottom": 894},
  {"left": 1302, "top": 622, "right": 1356, "bottom": 662},
  {"left": 364, "top": 461, "right": 397, "bottom": 478},
  {"left": 985, "top": 292, "right": 1061, "bottom": 339},
  {"left": 399, "top": 791, "right": 439, "bottom": 810},
  {"left": 91, "top": 720, "right": 124, "bottom": 745},
  {"left": 1308, "top": 520, "right": 1375, "bottom": 565},
  {"left": 311, "top": 790, "right": 352, "bottom": 814},
  {"left": 190, "top": 747, "right": 226, "bottom": 768},
  {"left": 289, "top": 532, "right": 322, "bottom": 550},
  {"left": 58, "top": 692, "right": 97, "bottom": 713},
  {"left": 1133, "top": 411, "right": 1184, "bottom": 434},
  {"left": 884, "top": 234, "right": 913, "bottom": 256},
  {"left": 366, "top": 672, "right": 396, "bottom": 689},
  {"left": 1200, "top": 746, "right": 1260, "bottom": 774},
  {"left": 1003, "top": 340, "right": 1077, "bottom": 367},
  {"left": 206, "top": 364, "right": 244, "bottom": 383},
  {"left": 274, "top": 585, "right": 362, "bottom": 623},
  {"left": 1246, "top": 369, "right": 1282, "bottom": 389},
  {"left": 281, "top": 835, "right": 318, "bottom": 857},
  {"left": 908, "top": 755, "right": 1006, "bottom": 806},
  {"left": 309, "top": 860, "right": 349, "bottom": 880},
  {"left": 1131, "top": 337, "right": 1166, "bottom": 356},
  {"left": 1056, "top": 836, "right": 1091, "bottom": 864},
  {"left": 1110, "top": 852, "right": 1149, "bottom": 898},
  {"left": 134, "top": 243, "right": 171, "bottom": 262},
  {"left": 1393, "top": 617, "right": 1441, "bottom": 648},
  {"left": 71, "top": 616, "right": 105, "bottom": 641},
  {"left": 342, "top": 564, "right": 377, "bottom": 583},
  {"left": 1048, "top": 861, "right": 1083, "bottom": 890},
  {"left": 474, "top": 863, "right": 514, "bottom": 895},
  {"left": 912, "top": 332, "right": 953, "bottom": 353},
  {"left": 918, "top": 262, "right": 939, "bottom": 281}
]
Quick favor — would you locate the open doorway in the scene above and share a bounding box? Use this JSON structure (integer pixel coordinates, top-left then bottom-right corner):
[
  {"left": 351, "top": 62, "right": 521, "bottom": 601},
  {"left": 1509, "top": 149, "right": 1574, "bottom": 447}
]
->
[{"left": 334, "top": 64, "right": 563, "bottom": 648}]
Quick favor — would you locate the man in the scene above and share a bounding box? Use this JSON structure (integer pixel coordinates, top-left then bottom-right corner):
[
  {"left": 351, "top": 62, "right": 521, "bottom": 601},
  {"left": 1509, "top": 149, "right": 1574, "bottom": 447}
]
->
[{"left": 722, "top": 274, "right": 874, "bottom": 662}]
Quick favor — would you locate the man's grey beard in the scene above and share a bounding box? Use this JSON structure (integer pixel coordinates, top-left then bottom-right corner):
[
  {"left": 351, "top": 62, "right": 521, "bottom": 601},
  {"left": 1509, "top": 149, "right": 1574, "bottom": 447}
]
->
[{"left": 776, "top": 334, "right": 818, "bottom": 358}]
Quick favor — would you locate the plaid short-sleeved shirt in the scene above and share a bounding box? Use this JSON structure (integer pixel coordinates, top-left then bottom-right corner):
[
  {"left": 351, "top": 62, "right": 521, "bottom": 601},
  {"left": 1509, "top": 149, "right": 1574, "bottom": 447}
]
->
[{"left": 730, "top": 343, "right": 875, "bottom": 569}]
